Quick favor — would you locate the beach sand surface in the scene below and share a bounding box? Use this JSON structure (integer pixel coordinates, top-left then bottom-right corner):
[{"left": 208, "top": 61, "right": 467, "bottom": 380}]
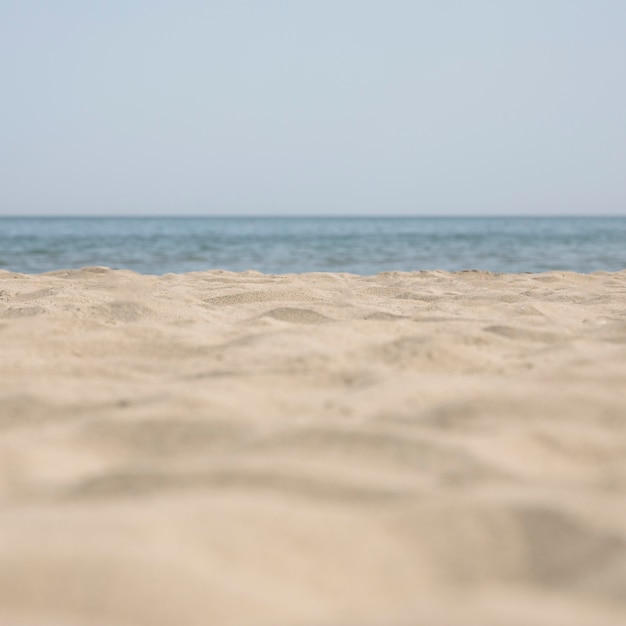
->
[{"left": 1, "top": 268, "right": 625, "bottom": 625}]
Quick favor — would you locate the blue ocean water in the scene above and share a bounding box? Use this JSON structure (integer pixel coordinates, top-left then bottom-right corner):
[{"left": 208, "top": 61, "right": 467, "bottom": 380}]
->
[{"left": 0, "top": 216, "right": 625, "bottom": 275}]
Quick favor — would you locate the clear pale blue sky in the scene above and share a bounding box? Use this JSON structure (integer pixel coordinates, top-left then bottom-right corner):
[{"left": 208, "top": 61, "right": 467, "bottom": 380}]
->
[{"left": 1, "top": 0, "right": 625, "bottom": 216}]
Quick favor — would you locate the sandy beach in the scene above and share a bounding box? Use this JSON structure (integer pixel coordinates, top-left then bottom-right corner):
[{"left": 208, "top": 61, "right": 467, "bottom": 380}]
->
[{"left": 1, "top": 267, "right": 625, "bottom": 626}]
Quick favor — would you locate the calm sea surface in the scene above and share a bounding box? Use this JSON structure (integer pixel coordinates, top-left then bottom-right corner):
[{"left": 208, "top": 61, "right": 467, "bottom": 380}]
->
[{"left": 1, "top": 217, "right": 625, "bottom": 275}]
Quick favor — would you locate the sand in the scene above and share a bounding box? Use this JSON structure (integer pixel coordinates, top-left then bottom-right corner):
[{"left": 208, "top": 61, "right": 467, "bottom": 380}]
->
[{"left": 1, "top": 267, "right": 625, "bottom": 626}]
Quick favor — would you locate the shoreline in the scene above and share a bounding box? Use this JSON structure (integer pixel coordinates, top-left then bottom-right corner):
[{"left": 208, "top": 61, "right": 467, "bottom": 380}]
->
[{"left": 2, "top": 265, "right": 626, "bottom": 276}]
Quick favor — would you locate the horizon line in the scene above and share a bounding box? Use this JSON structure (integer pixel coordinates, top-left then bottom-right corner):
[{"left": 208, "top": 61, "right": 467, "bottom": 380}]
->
[{"left": 1, "top": 213, "right": 625, "bottom": 219}]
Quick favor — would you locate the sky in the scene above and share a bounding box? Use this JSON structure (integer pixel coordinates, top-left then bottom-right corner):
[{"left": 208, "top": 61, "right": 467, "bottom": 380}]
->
[{"left": 1, "top": 0, "right": 625, "bottom": 216}]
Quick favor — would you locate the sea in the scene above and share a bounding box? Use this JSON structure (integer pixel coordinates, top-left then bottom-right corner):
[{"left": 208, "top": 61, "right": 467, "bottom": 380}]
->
[{"left": 1, "top": 216, "right": 625, "bottom": 275}]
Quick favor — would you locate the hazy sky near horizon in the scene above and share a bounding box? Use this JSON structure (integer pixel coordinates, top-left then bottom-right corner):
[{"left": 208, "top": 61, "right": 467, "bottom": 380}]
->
[{"left": 1, "top": 1, "right": 625, "bottom": 216}]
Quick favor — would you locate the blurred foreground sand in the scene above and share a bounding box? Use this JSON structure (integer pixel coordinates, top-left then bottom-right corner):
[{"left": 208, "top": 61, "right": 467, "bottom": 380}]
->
[{"left": 1, "top": 267, "right": 625, "bottom": 625}]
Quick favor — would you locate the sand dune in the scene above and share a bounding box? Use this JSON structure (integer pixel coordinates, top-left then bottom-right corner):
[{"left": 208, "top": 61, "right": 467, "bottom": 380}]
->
[{"left": 1, "top": 268, "right": 625, "bottom": 625}]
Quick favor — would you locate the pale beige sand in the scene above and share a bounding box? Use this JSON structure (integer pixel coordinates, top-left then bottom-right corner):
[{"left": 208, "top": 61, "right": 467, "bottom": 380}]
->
[{"left": 1, "top": 267, "right": 626, "bottom": 626}]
